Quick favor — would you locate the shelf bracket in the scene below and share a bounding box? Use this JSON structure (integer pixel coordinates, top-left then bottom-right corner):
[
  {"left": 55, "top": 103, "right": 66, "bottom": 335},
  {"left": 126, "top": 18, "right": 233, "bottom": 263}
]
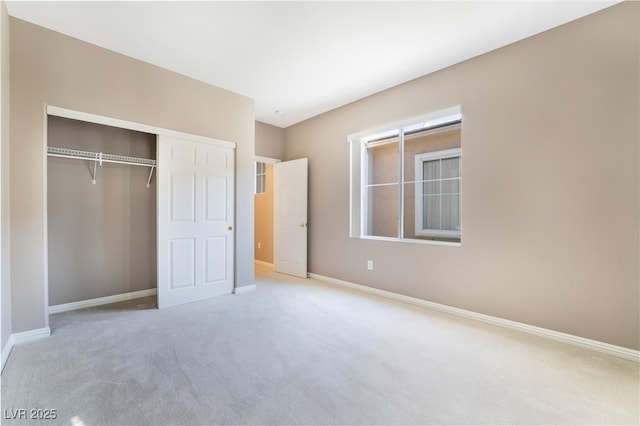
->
[
  {"left": 146, "top": 165, "right": 155, "bottom": 188},
  {"left": 90, "top": 155, "right": 98, "bottom": 184}
]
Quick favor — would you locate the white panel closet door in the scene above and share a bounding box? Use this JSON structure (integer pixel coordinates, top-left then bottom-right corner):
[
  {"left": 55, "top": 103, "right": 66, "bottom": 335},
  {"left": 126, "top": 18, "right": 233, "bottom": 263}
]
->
[{"left": 157, "top": 135, "right": 234, "bottom": 308}]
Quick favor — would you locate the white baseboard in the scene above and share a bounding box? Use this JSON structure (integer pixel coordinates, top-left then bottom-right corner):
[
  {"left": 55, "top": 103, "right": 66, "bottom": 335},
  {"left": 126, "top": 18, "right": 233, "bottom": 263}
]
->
[
  {"left": 48, "top": 288, "right": 157, "bottom": 314},
  {"left": 254, "top": 260, "right": 274, "bottom": 268},
  {"left": 1, "top": 327, "right": 51, "bottom": 374},
  {"left": 1, "top": 334, "right": 15, "bottom": 374},
  {"left": 234, "top": 284, "right": 256, "bottom": 294},
  {"left": 309, "top": 273, "right": 639, "bottom": 362},
  {"left": 12, "top": 327, "right": 51, "bottom": 346}
]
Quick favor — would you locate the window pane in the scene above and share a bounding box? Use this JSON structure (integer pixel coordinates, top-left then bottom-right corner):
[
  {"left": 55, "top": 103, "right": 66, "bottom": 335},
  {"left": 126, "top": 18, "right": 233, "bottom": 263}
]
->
[
  {"left": 256, "top": 175, "right": 265, "bottom": 194},
  {"left": 364, "top": 184, "right": 398, "bottom": 238},
  {"left": 441, "top": 178, "right": 459, "bottom": 195},
  {"left": 423, "top": 160, "right": 440, "bottom": 181},
  {"left": 424, "top": 194, "right": 441, "bottom": 230},
  {"left": 366, "top": 141, "right": 398, "bottom": 185},
  {"left": 441, "top": 157, "right": 460, "bottom": 179},
  {"left": 424, "top": 179, "right": 440, "bottom": 196},
  {"left": 256, "top": 161, "right": 266, "bottom": 174},
  {"left": 404, "top": 124, "right": 460, "bottom": 183},
  {"left": 407, "top": 123, "right": 461, "bottom": 242},
  {"left": 441, "top": 194, "right": 460, "bottom": 231}
]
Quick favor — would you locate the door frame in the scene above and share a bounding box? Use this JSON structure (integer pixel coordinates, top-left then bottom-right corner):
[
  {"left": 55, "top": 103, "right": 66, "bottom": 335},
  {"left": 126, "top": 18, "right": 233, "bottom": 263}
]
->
[
  {"left": 253, "top": 156, "right": 309, "bottom": 276},
  {"left": 43, "top": 105, "right": 236, "bottom": 318},
  {"left": 254, "top": 156, "right": 280, "bottom": 268}
]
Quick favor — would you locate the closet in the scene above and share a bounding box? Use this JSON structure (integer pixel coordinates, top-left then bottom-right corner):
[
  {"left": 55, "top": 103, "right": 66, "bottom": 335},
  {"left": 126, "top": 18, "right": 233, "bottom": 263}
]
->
[
  {"left": 47, "top": 116, "right": 157, "bottom": 309},
  {"left": 47, "top": 109, "right": 236, "bottom": 313}
]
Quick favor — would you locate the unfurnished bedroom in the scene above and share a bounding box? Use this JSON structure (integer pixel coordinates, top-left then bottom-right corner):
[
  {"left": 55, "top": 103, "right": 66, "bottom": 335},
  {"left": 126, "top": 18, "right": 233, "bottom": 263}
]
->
[{"left": 0, "top": 1, "right": 638, "bottom": 425}]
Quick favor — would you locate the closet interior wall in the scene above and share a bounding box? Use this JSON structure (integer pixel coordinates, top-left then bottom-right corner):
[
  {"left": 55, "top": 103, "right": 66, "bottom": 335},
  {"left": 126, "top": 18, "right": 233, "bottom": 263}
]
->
[{"left": 47, "top": 116, "right": 157, "bottom": 306}]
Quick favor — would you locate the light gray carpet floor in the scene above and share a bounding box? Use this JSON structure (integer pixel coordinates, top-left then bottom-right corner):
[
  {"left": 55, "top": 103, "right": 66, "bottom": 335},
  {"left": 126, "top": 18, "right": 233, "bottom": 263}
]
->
[{"left": 1, "top": 266, "right": 638, "bottom": 425}]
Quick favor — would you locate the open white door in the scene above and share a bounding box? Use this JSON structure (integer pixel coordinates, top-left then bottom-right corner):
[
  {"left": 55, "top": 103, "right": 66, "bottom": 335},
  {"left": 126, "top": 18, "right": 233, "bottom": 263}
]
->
[
  {"left": 274, "top": 158, "right": 308, "bottom": 278},
  {"left": 157, "top": 135, "right": 234, "bottom": 308}
]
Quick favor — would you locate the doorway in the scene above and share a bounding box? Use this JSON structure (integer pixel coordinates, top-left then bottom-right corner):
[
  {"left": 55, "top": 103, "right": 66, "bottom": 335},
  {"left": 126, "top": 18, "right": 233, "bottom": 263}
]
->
[
  {"left": 254, "top": 156, "right": 308, "bottom": 278},
  {"left": 254, "top": 156, "right": 280, "bottom": 268}
]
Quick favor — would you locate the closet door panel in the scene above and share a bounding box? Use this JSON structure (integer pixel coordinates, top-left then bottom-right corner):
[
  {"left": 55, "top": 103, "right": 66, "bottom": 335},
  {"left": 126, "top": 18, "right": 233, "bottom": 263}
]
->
[
  {"left": 205, "top": 175, "right": 227, "bottom": 221},
  {"left": 206, "top": 149, "right": 228, "bottom": 168},
  {"left": 158, "top": 136, "right": 235, "bottom": 308},
  {"left": 169, "top": 238, "right": 196, "bottom": 289},
  {"left": 171, "top": 145, "right": 197, "bottom": 164},
  {"left": 170, "top": 173, "right": 196, "bottom": 222},
  {"left": 205, "top": 236, "right": 227, "bottom": 284}
]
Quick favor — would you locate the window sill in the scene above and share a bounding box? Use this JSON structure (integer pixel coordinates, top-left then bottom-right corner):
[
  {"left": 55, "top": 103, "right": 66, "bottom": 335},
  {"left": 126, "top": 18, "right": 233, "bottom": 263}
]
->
[{"left": 353, "top": 235, "right": 461, "bottom": 247}]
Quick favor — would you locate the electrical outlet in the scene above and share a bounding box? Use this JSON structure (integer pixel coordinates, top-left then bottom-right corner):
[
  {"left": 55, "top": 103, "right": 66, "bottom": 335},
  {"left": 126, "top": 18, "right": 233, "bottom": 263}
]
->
[
  {"left": 257, "top": 242, "right": 261, "bottom": 249},
  {"left": 367, "top": 260, "right": 373, "bottom": 271}
]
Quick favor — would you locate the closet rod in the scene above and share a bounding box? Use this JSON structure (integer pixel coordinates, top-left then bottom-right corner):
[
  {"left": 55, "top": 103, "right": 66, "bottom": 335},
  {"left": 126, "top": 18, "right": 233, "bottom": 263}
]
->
[{"left": 47, "top": 146, "right": 156, "bottom": 187}]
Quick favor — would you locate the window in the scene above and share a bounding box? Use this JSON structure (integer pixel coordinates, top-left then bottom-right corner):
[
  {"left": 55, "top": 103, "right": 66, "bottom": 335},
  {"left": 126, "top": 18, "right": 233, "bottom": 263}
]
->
[
  {"left": 255, "top": 161, "right": 266, "bottom": 194},
  {"left": 415, "top": 148, "right": 461, "bottom": 238},
  {"left": 349, "top": 107, "right": 462, "bottom": 244}
]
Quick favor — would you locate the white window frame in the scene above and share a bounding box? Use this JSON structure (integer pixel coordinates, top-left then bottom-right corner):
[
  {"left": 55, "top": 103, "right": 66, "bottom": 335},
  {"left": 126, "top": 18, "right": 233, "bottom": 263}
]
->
[
  {"left": 348, "top": 106, "right": 462, "bottom": 246},
  {"left": 255, "top": 161, "right": 266, "bottom": 194},
  {"left": 415, "top": 148, "right": 461, "bottom": 238}
]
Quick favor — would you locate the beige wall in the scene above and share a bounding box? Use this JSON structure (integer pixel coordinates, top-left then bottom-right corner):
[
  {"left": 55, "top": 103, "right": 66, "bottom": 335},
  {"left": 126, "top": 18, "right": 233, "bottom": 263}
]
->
[
  {"left": 256, "top": 121, "right": 285, "bottom": 160},
  {"left": 47, "top": 116, "right": 156, "bottom": 305},
  {"left": 10, "top": 18, "right": 255, "bottom": 333},
  {"left": 284, "top": 3, "right": 639, "bottom": 350},
  {"left": 1, "top": 1, "right": 11, "bottom": 353},
  {"left": 255, "top": 164, "right": 274, "bottom": 264}
]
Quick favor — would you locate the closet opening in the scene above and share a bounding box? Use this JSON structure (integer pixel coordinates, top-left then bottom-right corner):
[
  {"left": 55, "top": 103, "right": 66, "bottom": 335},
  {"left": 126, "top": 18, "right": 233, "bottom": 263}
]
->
[{"left": 47, "top": 115, "right": 158, "bottom": 317}]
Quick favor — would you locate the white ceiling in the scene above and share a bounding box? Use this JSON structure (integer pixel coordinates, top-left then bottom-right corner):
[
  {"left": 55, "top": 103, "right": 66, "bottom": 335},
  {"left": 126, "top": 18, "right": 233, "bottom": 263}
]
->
[{"left": 7, "top": 1, "right": 618, "bottom": 128}]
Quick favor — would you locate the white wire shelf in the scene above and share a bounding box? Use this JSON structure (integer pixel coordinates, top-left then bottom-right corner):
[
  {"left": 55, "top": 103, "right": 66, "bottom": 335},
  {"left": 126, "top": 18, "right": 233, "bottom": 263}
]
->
[
  {"left": 47, "top": 146, "right": 156, "bottom": 167},
  {"left": 47, "top": 146, "right": 156, "bottom": 187}
]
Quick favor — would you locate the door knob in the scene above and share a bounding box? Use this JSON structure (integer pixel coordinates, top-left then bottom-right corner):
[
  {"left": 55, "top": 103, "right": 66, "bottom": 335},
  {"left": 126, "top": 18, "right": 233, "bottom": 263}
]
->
[
  {"left": 300, "top": 223, "right": 307, "bottom": 228},
  {"left": 228, "top": 226, "right": 233, "bottom": 231}
]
